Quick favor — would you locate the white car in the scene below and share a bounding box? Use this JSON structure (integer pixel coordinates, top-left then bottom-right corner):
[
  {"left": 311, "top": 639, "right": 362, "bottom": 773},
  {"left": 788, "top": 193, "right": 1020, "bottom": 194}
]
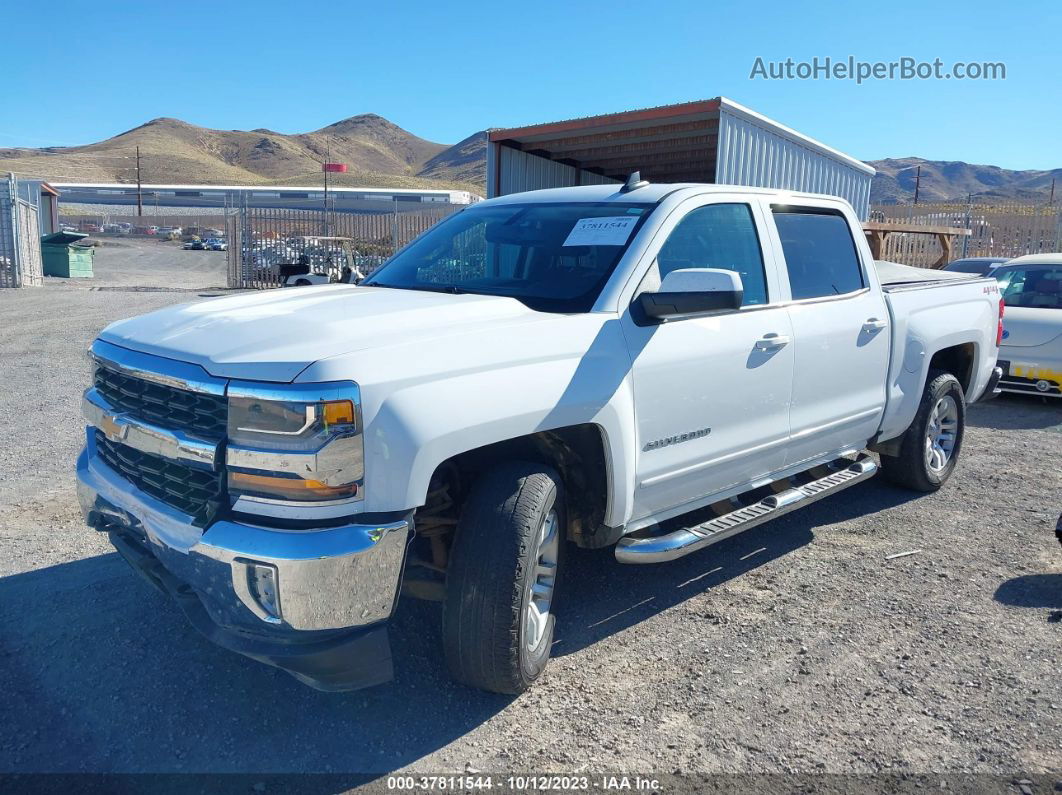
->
[
  {"left": 996, "top": 254, "right": 1062, "bottom": 397},
  {"left": 76, "top": 184, "right": 1002, "bottom": 693}
]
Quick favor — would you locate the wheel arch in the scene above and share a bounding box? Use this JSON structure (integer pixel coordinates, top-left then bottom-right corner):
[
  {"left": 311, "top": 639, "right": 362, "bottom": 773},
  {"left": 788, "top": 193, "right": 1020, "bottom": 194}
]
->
[
  {"left": 422, "top": 423, "right": 621, "bottom": 549},
  {"left": 928, "top": 341, "right": 977, "bottom": 395}
]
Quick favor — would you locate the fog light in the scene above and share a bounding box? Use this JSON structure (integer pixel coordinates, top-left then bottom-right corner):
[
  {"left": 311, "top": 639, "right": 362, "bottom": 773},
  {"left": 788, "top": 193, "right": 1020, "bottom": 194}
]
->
[
  {"left": 248, "top": 563, "right": 281, "bottom": 621},
  {"left": 1036, "top": 379, "right": 1052, "bottom": 393}
]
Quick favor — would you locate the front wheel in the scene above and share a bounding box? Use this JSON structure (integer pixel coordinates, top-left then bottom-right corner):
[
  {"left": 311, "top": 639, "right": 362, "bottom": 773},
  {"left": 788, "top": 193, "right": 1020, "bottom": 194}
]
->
[
  {"left": 880, "top": 370, "right": 966, "bottom": 492},
  {"left": 442, "top": 462, "right": 564, "bottom": 694}
]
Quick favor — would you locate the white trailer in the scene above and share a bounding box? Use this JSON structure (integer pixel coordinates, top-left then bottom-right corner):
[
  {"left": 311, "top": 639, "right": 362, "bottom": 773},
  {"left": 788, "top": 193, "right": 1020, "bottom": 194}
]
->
[{"left": 486, "top": 97, "right": 875, "bottom": 220}]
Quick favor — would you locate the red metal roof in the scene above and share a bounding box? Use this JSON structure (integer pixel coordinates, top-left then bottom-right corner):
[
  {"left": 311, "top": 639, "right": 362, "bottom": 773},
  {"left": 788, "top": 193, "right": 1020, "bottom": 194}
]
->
[{"left": 489, "top": 99, "right": 721, "bottom": 142}]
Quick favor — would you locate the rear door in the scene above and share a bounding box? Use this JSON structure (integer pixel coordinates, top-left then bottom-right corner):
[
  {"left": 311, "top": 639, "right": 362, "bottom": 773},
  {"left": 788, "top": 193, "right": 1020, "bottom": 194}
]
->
[
  {"left": 767, "top": 205, "right": 889, "bottom": 466},
  {"left": 622, "top": 197, "right": 794, "bottom": 522}
]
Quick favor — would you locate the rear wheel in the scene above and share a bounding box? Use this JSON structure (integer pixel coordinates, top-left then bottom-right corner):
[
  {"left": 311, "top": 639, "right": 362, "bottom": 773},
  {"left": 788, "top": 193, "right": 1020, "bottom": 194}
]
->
[
  {"left": 442, "top": 462, "right": 564, "bottom": 694},
  {"left": 880, "top": 370, "right": 966, "bottom": 492}
]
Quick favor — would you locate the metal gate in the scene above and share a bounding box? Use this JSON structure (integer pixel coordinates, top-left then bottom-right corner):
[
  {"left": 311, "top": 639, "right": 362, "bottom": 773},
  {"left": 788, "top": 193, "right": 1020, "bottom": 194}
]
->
[
  {"left": 0, "top": 175, "right": 44, "bottom": 288},
  {"left": 226, "top": 203, "right": 462, "bottom": 289}
]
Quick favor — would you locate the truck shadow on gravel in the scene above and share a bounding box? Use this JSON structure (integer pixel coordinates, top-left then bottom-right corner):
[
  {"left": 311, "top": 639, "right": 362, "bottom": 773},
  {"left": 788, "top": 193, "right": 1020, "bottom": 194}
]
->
[
  {"left": 0, "top": 481, "right": 920, "bottom": 775},
  {"left": 0, "top": 554, "right": 508, "bottom": 775},
  {"left": 552, "top": 479, "right": 921, "bottom": 655}
]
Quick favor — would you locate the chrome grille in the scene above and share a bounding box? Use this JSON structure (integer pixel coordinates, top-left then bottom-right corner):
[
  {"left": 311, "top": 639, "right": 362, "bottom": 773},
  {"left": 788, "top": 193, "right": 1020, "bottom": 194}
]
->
[
  {"left": 93, "top": 365, "right": 227, "bottom": 440},
  {"left": 94, "top": 431, "right": 224, "bottom": 526}
]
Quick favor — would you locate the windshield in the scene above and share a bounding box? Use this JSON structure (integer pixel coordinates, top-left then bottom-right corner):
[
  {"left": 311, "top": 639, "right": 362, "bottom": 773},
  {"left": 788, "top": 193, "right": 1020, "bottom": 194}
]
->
[
  {"left": 945, "top": 259, "right": 1001, "bottom": 274},
  {"left": 365, "top": 201, "right": 655, "bottom": 313},
  {"left": 998, "top": 266, "right": 1062, "bottom": 309}
]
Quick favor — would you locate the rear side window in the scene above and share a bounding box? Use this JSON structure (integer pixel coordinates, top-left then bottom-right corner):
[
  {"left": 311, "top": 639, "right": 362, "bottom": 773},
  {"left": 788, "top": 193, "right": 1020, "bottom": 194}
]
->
[
  {"left": 656, "top": 203, "right": 768, "bottom": 305},
  {"left": 773, "top": 210, "right": 865, "bottom": 300}
]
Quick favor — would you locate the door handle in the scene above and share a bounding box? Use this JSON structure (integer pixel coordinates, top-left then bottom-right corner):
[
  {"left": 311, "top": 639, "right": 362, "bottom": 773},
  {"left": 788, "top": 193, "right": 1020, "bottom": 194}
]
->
[
  {"left": 862, "top": 318, "right": 888, "bottom": 332},
  {"left": 755, "top": 333, "right": 791, "bottom": 351}
]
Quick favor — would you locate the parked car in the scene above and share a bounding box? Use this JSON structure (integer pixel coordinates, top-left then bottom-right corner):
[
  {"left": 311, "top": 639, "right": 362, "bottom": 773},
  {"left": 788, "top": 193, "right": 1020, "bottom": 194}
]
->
[
  {"left": 994, "top": 254, "right": 1062, "bottom": 397},
  {"left": 205, "top": 239, "right": 227, "bottom": 251},
  {"left": 943, "top": 256, "right": 1011, "bottom": 276},
  {"left": 76, "top": 184, "right": 1002, "bottom": 694},
  {"left": 183, "top": 238, "right": 208, "bottom": 250}
]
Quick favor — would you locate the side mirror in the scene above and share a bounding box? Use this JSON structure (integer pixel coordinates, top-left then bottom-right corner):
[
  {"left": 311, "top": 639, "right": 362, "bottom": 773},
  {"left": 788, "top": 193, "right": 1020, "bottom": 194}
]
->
[{"left": 637, "top": 268, "right": 744, "bottom": 321}]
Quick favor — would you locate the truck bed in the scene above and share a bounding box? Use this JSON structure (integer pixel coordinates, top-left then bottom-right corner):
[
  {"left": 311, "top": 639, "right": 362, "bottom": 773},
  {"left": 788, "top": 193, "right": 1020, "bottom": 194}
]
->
[{"left": 875, "top": 260, "right": 978, "bottom": 289}]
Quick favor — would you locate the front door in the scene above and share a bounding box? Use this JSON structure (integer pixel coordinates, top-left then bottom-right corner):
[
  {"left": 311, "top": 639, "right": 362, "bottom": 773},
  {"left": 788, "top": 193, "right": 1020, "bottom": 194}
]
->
[{"left": 623, "top": 200, "right": 794, "bottom": 523}]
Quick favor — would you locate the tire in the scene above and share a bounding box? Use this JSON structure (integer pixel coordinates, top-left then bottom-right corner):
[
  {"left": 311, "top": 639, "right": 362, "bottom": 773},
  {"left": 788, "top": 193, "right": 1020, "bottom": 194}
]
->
[
  {"left": 442, "top": 461, "right": 564, "bottom": 694},
  {"left": 294, "top": 279, "right": 311, "bottom": 287},
  {"left": 880, "top": 370, "right": 966, "bottom": 492}
]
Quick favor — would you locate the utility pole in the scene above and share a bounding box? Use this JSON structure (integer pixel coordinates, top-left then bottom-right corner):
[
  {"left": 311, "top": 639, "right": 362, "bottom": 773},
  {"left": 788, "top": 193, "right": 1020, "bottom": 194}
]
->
[
  {"left": 135, "top": 146, "right": 143, "bottom": 217},
  {"left": 913, "top": 165, "right": 921, "bottom": 205},
  {"left": 1050, "top": 178, "right": 1056, "bottom": 206},
  {"left": 324, "top": 139, "right": 330, "bottom": 236}
]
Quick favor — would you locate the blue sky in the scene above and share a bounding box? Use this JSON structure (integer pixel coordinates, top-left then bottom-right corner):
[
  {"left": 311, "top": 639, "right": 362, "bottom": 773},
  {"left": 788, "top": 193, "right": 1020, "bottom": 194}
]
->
[{"left": 3, "top": 0, "right": 1059, "bottom": 169}]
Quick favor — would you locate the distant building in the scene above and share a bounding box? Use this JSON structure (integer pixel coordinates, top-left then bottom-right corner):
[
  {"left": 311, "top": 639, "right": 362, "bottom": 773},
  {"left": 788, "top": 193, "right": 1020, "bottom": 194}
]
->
[
  {"left": 50, "top": 182, "right": 480, "bottom": 214},
  {"left": 16, "top": 179, "right": 60, "bottom": 236}
]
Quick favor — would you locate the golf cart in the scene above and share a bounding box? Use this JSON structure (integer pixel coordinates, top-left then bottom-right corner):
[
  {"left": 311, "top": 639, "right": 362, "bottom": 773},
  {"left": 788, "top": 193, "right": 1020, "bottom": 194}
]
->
[{"left": 278, "top": 237, "right": 367, "bottom": 287}]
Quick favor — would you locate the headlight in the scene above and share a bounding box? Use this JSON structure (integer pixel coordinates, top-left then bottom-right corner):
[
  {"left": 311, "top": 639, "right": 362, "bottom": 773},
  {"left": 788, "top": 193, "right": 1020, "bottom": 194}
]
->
[{"left": 226, "top": 382, "right": 364, "bottom": 505}]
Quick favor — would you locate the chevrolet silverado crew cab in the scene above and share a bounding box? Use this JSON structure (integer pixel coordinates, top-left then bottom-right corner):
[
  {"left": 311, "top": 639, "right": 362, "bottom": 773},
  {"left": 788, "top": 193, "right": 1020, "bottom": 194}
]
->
[{"left": 77, "top": 181, "right": 1004, "bottom": 694}]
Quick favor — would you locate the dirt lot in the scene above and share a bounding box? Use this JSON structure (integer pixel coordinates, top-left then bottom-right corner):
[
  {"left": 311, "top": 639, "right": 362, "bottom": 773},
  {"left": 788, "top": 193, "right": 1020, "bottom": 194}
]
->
[
  {"left": 46, "top": 237, "right": 229, "bottom": 291},
  {"left": 0, "top": 247, "right": 1059, "bottom": 782}
]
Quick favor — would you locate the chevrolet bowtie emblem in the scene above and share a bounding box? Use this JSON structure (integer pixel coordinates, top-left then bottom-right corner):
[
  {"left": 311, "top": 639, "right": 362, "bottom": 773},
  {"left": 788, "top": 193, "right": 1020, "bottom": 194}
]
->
[{"left": 99, "top": 413, "right": 127, "bottom": 442}]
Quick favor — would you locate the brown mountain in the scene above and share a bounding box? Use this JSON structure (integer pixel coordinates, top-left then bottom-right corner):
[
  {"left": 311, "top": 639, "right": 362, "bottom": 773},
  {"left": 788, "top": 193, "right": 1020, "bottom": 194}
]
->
[
  {"left": 0, "top": 114, "right": 486, "bottom": 194},
  {"left": 3, "top": 117, "right": 1056, "bottom": 206},
  {"left": 418, "top": 131, "right": 488, "bottom": 185},
  {"left": 868, "top": 157, "right": 1062, "bottom": 204}
]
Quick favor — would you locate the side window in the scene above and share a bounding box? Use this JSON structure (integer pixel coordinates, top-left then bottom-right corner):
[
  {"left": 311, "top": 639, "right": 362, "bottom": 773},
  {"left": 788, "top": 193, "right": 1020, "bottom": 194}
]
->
[
  {"left": 656, "top": 203, "right": 768, "bottom": 306},
  {"left": 772, "top": 210, "right": 865, "bottom": 300}
]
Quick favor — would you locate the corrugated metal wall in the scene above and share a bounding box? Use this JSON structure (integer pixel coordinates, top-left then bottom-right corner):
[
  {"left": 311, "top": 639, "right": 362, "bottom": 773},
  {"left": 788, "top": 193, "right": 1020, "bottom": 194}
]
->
[
  {"left": 487, "top": 144, "right": 619, "bottom": 198},
  {"left": 716, "top": 109, "right": 873, "bottom": 220}
]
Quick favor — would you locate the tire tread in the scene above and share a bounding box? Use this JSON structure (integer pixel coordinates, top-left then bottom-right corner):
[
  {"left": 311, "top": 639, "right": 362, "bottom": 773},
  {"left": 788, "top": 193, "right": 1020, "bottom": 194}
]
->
[{"left": 442, "top": 462, "right": 561, "bottom": 694}]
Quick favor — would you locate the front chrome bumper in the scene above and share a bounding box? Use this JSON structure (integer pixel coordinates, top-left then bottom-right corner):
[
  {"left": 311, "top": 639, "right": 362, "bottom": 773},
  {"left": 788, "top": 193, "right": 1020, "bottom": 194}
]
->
[{"left": 76, "top": 433, "right": 411, "bottom": 689}]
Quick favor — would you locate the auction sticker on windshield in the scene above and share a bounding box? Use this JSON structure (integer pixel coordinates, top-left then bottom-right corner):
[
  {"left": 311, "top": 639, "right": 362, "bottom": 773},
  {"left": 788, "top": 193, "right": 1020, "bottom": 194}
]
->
[{"left": 563, "top": 216, "right": 639, "bottom": 247}]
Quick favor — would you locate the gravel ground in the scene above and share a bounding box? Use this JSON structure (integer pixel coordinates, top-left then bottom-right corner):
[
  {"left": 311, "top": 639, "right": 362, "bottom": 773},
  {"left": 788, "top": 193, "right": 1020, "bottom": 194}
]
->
[
  {"left": 0, "top": 255, "right": 1060, "bottom": 782},
  {"left": 47, "top": 237, "right": 229, "bottom": 291}
]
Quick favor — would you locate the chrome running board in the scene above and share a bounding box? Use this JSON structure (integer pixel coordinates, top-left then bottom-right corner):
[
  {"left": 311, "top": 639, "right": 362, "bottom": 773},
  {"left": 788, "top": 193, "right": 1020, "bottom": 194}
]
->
[{"left": 615, "top": 456, "right": 878, "bottom": 564}]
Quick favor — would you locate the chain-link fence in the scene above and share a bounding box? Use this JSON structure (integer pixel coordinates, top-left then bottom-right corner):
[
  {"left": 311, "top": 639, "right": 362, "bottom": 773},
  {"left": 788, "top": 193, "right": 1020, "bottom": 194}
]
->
[
  {"left": 869, "top": 200, "right": 1062, "bottom": 267},
  {"left": 226, "top": 204, "right": 461, "bottom": 289},
  {"left": 0, "top": 175, "right": 44, "bottom": 288}
]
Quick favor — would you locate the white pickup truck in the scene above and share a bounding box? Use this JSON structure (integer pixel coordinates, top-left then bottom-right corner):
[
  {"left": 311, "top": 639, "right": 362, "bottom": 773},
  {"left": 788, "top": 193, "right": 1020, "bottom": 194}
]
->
[{"left": 77, "top": 182, "right": 1004, "bottom": 694}]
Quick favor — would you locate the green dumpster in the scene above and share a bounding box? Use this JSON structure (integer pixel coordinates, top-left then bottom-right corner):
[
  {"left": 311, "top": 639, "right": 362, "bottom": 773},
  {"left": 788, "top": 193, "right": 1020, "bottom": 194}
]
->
[{"left": 41, "top": 231, "right": 95, "bottom": 278}]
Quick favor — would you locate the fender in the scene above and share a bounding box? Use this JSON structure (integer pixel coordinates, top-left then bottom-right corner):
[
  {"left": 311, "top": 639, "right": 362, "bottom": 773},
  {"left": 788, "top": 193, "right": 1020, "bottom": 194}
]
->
[
  {"left": 879, "top": 284, "right": 996, "bottom": 443},
  {"left": 298, "top": 314, "right": 639, "bottom": 527}
]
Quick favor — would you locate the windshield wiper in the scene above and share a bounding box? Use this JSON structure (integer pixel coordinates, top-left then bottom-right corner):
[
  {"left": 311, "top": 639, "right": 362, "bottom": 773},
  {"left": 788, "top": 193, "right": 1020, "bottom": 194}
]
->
[{"left": 369, "top": 282, "right": 466, "bottom": 295}]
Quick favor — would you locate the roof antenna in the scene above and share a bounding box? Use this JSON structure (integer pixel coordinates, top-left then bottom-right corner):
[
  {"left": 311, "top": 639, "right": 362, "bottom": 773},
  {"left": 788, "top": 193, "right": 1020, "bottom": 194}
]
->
[{"left": 620, "top": 170, "right": 649, "bottom": 193}]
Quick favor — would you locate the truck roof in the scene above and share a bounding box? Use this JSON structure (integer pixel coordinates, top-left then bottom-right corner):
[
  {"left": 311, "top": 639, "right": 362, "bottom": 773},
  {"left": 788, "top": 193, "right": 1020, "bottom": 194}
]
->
[
  {"left": 1003, "top": 253, "right": 1062, "bottom": 266},
  {"left": 475, "top": 182, "right": 854, "bottom": 208}
]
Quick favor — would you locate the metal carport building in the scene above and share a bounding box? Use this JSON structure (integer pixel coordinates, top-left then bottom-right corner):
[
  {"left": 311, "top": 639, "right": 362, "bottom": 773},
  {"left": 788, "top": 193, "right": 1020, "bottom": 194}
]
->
[{"left": 486, "top": 97, "right": 874, "bottom": 219}]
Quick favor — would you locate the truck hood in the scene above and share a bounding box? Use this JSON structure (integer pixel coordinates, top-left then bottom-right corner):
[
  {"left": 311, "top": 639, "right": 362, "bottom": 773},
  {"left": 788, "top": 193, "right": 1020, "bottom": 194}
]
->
[
  {"left": 1000, "top": 306, "right": 1062, "bottom": 348},
  {"left": 99, "top": 285, "right": 552, "bottom": 381}
]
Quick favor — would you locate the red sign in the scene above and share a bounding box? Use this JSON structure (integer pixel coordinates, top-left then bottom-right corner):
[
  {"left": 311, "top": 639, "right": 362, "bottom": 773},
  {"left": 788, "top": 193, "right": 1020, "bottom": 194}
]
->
[{"left": 322, "top": 163, "right": 348, "bottom": 173}]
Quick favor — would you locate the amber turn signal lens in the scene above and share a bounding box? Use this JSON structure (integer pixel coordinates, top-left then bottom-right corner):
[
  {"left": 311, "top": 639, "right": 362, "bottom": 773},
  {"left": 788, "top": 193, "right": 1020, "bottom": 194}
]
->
[
  {"left": 230, "top": 471, "right": 358, "bottom": 500},
  {"left": 322, "top": 400, "right": 355, "bottom": 427}
]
